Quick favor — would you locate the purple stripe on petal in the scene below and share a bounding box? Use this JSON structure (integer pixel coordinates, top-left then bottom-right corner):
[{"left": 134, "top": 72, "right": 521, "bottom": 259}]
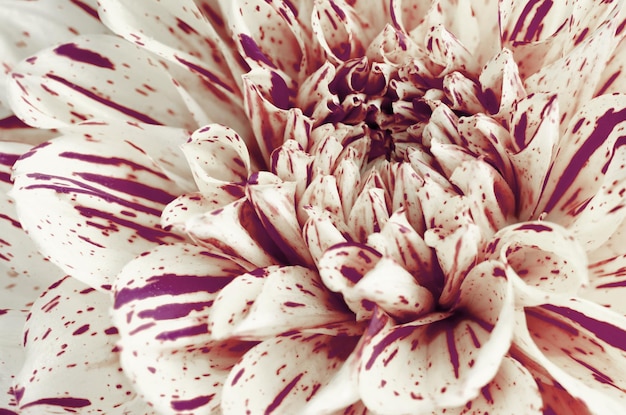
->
[
  {"left": 171, "top": 395, "right": 215, "bottom": 411},
  {"left": 514, "top": 223, "right": 552, "bottom": 232},
  {"left": 0, "top": 213, "right": 21, "bottom": 229},
  {"left": 174, "top": 56, "right": 234, "bottom": 93},
  {"left": 76, "top": 173, "right": 175, "bottom": 205},
  {"left": 69, "top": 0, "right": 99, "bottom": 19},
  {"left": 54, "top": 44, "right": 114, "bottom": 70},
  {"left": 264, "top": 373, "right": 304, "bottom": 415},
  {"left": 155, "top": 323, "right": 207, "bottom": 341},
  {"left": 59, "top": 152, "right": 168, "bottom": 179},
  {"left": 541, "top": 304, "right": 626, "bottom": 351},
  {"left": 239, "top": 34, "right": 275, "bottom": 68},
  {"left": 46, "top": 74, "right": 161, "bottom": 125},
  {"left": 137, "top": 302, "right": 210, "bottom": 320},
  {"left": 21, "top": 397, "right": 91, "bottom": 409}
]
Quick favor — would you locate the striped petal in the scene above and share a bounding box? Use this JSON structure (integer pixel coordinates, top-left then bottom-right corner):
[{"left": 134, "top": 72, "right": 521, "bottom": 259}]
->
[
  {"left": 221, "top": 332, "right": 360, "bottom": 414},
  {"left": 515, "top": 297, "right": 626, "bottom": 413},
  {"left": 112, "top": 243, "right": 248, "bottom": 415},
  {"left": 536, "top": 94, "right": 626, "bottom": 225},
  {"left": 11, "top": 132, "right": 186, "bottom": 289},
  {"left": 359, "top": 260, "right": 514, "bottom": 412},
  {"left": 8, "top": 34, "right": 196, "bottom": 130},
  {"left": 14, "top": 276, "right": 154, "bottom": 414},
  {"left": 1, "top": 142, "right": 62, "bottom": 309},
  {"left": 0, "top": 0, "right": 107, "bottom": 118},
  {"left": 208, "top": 265, "right": 352, "bottom": 340}
]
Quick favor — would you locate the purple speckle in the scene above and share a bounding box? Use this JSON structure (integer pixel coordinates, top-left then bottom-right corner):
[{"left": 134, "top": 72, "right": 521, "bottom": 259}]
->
[
  {"left": 72, "top": 324, "right": 90, "bottom": 335},
  {"left": 170, "top": 395, "right": 215, "bottom": 411},
  {"left": 55, "top": 43, "right": 114, "bottom": 70}
]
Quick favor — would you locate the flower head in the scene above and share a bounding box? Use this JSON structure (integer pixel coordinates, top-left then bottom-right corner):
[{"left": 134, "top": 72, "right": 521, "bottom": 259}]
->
[{"left": 3, "top": 1, "right": 626, "bottom": 414}]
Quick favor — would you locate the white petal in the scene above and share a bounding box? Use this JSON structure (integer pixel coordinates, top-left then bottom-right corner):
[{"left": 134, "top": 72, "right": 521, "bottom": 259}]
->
[{"left": 0, "top": 309, "right": 27, "bottom": 413}]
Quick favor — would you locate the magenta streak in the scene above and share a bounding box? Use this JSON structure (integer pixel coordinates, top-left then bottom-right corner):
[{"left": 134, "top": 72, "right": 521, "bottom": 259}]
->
[
  {"left": 445, "top": 326, "right": 460, "bottom": 378},
  {"left": 231, "top": 368, "right": 245, "bottom": 386},
  {"left": 155, "top": 323, "right": 207, "bottom": 341},
  {"left": 543, "top": 107, "right": 626, "bottom": 213},
  {"left": 114, "top": 274, "right": 233, "bottom": 309},
  {"left": 171, "top": 395, "right": 215, "bottom": 411},
  {"left": 21, "top": 397, "right": 91, "bottom": 409},
  {"left": 480, "top": 384, "right": 494, "bottom": 403},
  {"left": 541, "top": 304, "right": 626, "bottom": 351},
  {"left": 0, "top": 213, "right": 21, "bottom": 229},
  {"left": 59, "top": 152, "right": 168, "bottom": 179},
  {"left": 0, "top": 407, "right": 18, "bottom": 415},
  {"left": 514, "top": 223, "right": 552, "bottom": 232},
  {"left": 174, "top": 56, "right": 233, "bottom": 93},
  {"left": 364, "top": 325, "right": 415, "bottom": 370},
  {"left": 72, "top": 324, "right": 90, "bottom": 335},
  {"left": 76, "top": 206, "right": 179, "bottom": 244},
  {"left": 597, "top": 280, "right": 626, "bottom": 289},
  {"left": 508, "top": 0, "right": 550, "bottom": 42},
  {"left": 239, "top": 34, "right": 276, "bottom": 67},
  {"left": 77, "top": 235, "right": 106, "bottom": 248},
  {"left": 0, "top": 169, "right": 14, "bottom": 182},
  {"left": 513, "top": 112, "right": 528, "bottom": 150},
  {"left": 25, "top": 172, "right": 165, "bottom": 216},
  {"left": 252, "top": 206, "right": 306, "bottom": 266},
  {"left": 137, "top": 302, "right": 210, "bottom": 320},
  {"left": 525, "top": 307, "right": 579, "bottom": 336},
  {"left": 76, "top": 172, "right": 175, "bottom": 205},
  {"left": 0, "top": 152, "right": 19, "bottom": 167},
  {"left": 69, "top": 0, "right": 99, "bottom": 19},
  {"left": 569, "top": 356, "right": 616, "bottom": 387},
  {"left": 264, "top": 373, "right": 304, "bottom": 415},
  {"left": 46, "top": 74, "right": 161, "bottom": 125},
  {"left": 175, "top": 18, "right": 199, "bottom": 35},
  {"left": 54, "top": 43, "right": 114, "bottom": 70}
]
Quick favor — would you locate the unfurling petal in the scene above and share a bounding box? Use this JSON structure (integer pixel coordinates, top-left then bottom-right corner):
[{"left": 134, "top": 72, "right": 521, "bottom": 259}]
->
[
  {"left": 112, "top": 243, "right": 247, "bottom": 415},
  {"left": 8, "top": 35, "right": 196, "bottom": 130},
  {"left": 14, "top": 276, "right": 154, "bottom": 414},
  {"left": 11, "top": 133, "right": 186, "bottom": 289},
  {"left": 221, "top": 332, "right": 360, "bottom": 414}
]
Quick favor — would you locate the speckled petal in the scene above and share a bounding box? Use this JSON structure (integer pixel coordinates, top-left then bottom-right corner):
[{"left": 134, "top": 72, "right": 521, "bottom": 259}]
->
[
  {"left": 8, "top": 34, "right": 196, "bottom": 130},
  {"left": 209, "top": 265, "right": 352, "bottom": 340},
  {"left": 14, "top": 276, "right": 155, "bottom": 414},
  {"left": 0, "top": 0, "right": 107, "bottom": 118},
  {"left": 359, "top": 260, "right": 514, "bottom": 413},
  {"left": 11, "top": 133, "right": 186, "bottom": 289},
  {"left": 515, "top": 297, "right": 626, "bottom": 413},
  {"left": 0, "top": 308, "right": 27, "bottom": 413},
  {"left": 536, "top": 93, "right": 626, "bottom": 225},
  {"left": 0, "top": 142, "right": 62, "bottom": 309},
  {"left": 112, "top": 243, "right": 246, "bottom": 415},
  {"left": 478, "top": 48, "right": 526, "bottom": 121},
  {"left": 486, "top": 221, "right": 588, "bottom": 306},
  {"left": 221, "top": 332, "right": 360, "bottom": 414}
]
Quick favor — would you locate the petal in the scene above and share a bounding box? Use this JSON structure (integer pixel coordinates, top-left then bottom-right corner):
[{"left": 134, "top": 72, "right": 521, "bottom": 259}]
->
[
  {"left": 221, "top": 0, "right": 314, "bottom": 80},
  {"left": 302, "top": 208, "right": 349, "bottom": 266},
  {"left": 0, "top": 0, "right": 107, "bottom": 117},
  {"left": 359, "top": 260, "right": 514, "bottom": 413},
  {"left": 478, "top": 48, "right": 526, "bottom": 121},
  {"left": 111, "top": 243, "right": 247, "bottom": 414},
  {"left": 221, "top": 332, "right": 360, "bottom": 414},
  {"left": 8, "top": 35, "right": 196, "bottom": 130},
  {"left": 486, "top": 221, "right": 588, "bottom": 306},
  {"left": 209, "top": 265, "right": 352, "bottom": 340},
  {"left": 15, "top": 276, "right": 154, "bottom": 414},
  {"left": 11, "top": 132, "right": 186, "bottom": 289},
  {"left": 536, "top": 93, "right": 626, "bottom": 224},
  {"left": 162, "top": 192, "right": 220, "bottom": 234},
  {"left": 0, "top": 142, "right": 62, "bottom": 309},
  {"left": 186, "top": 198, "right": 283, "bottom": 269},
  {"left": 515, "top": 297, "right": 626, "bottom": 413},
  {"left": 0, "top": 309, "right": 27, "bottom": 413}
]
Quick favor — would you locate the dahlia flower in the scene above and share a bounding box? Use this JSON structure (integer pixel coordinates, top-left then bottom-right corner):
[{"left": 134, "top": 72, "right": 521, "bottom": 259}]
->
[{"left": 2, "top": 0, "right": 626, "bottom": 414}]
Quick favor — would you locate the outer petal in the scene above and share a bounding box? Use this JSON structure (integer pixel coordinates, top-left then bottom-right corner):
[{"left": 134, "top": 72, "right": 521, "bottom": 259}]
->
[
  {"left": 0, "top": 0, "right": 107, "bottom": 118},
  {"left": 11, "top": 133, "right": 186, "bottom": 289},
  {"left": 14, "top": 276, "right": 154, "bottom": 414},
  {"left": 1, "top": 142, "right": 62, "bottom": 309},
  {"left": 8, "top": 35, "right": 196, "bottom": 130},
  {"left": 515, "top": 297, "right": 626, "bottom": 413},
  {"left": 0, "top": 309, "right": 27, "bottom": 414},
  {"left": 221, "top": 332, "right": 360, "bottom": 414},
  {"left": 112, "top": 243, "right": 247, "bottom": 415}
]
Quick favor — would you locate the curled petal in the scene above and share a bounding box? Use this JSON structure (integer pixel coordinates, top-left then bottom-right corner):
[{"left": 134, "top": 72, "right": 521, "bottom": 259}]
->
[
  {"left": 515, "top": 297, "right": 626, "bottom": 413},
  {"left": 8, "top": 35, "right": 195, "bottom": 130},
  {"left": 479, "top": 48, "right": 526, "bottom": 121},
  {"left": 209, "top": 265, "right": 351, "bottom": 340},
  {"left": 15, "top": 276, "right": 154, "bottom": 414},
  {"left": 221, "top": 332, "right": 360, "bottom": 414},
  {"left": 486, "top": 221, "right": 588, "bottom": 306},
  {"left": 162, "top": 192, "right": 227, "bottom": 234},
  {"left": 11, "top": 134, "right": 186, "bottom": 289},
  {"left": 302, "top": 207, "right": 349, "bottom": 266},
  {"left": 425, "top": 25, "right": 480, "bottom": 76}
]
